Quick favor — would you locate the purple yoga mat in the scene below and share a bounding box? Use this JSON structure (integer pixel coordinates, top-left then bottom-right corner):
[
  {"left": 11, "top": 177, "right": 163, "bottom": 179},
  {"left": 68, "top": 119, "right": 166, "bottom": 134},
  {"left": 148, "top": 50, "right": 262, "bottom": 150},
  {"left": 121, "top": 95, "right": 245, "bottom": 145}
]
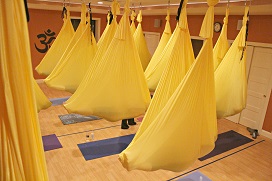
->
[{"left": 42, "top": 134, "right": 62, "bottom": 151}]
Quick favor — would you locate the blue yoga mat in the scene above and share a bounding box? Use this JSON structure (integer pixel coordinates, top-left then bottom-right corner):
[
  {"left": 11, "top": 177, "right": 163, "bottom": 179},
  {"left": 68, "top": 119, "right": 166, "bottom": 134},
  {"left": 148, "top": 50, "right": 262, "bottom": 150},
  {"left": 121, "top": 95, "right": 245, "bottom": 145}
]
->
[
  {"left": 199, "top": 130, "right": 253, "bottom": 161},
  {"left": 50, "top": 96, "right": 70, "bottom": 106},
  {"left": 177, "top": 171, "right": 211, "bottom": 181},
  {"left": 78, "top": 134, "right": 135, "bottom": 161},
  {"left": 42, "top": 134, "right": 62, "bottom": 151}
]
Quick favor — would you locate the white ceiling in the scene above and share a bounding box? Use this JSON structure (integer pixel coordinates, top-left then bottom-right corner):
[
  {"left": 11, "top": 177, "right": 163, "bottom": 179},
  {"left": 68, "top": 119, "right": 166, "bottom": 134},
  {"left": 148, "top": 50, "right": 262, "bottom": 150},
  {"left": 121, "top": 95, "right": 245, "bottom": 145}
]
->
[{"left": 27, "top": 0, "right": 272, "bottom": 15}]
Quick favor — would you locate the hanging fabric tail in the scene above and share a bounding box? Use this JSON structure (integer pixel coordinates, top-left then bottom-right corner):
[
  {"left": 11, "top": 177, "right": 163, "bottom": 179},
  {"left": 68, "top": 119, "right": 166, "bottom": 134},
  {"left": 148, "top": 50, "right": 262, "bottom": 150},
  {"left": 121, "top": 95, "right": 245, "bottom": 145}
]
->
[
  {"left": 33, "top": 79, "right": 51, "bottom": 112},
  {"left": 119, "top": 0, "right": 217, "bottom": 172},
  {"left": 144, "top": 9, "right": 173, "bottom": 91},
  {"left": 1, "top": 0, "right": 48, "bottom": 180},
  {"left": 215, "top": 6, "right": 249, "bottom": 119},
  {"left": 64, "top": 0, "right": 150, "bottom": 121},
  {"left": 44, "top": 10, "right": 97, "bottom": 93},
  {"left": 130, "top": 10, "right": 137, "bottom": 35},
  {"left": 213, "top": 8, "right": 229, "bottom": 70},
  {"left": 133, "top": 10, "right": 152, "bottom": 71},
  {"left": 127, "top": 0, "right": 194, "bottom": 149},
  {"left": 35, "top": 7, "right": 74, "bottom": 76}
]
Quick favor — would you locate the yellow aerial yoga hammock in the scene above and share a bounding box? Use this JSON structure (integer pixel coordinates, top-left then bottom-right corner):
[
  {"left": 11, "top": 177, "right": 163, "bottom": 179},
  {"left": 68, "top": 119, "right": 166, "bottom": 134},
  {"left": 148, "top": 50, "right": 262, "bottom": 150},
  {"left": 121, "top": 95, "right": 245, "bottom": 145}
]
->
[
  {"left": 1, "top": 0, "right": 48, "bottom": 180},
  {"left": 130, "top": 10, "right": 137, "bottom": 35},
  {"left": 33, "top": 79, "right": 51, "bottom": 112},
  {"left": 144, "top": 9, "right": 173, "bottom": 91},
  {"left": 133, "top": 10, "right": 152, "bottom": 71},
  {"left": 97, "top": 0, "right": 120, "bottom": 48},
  {"left": 119, "top": 0, "right": 218, "bottom": 172},
  {"left": 215, "top": 6, "right": 249, "bottom": 119},
  {"left": 64, "top": 0, "right": 150, "bottom": 122},
  {"left": 35, "top": 6, "right": 74, "bottom": 76},
  {"left": 44, "top": 12, "right": 97, "bottom": 93},
  {"left": 65, "top": 0, "right": 120, "bottom": 101},
  {"left": 213, "top": 8, "right": 229, "bottom": 70}
]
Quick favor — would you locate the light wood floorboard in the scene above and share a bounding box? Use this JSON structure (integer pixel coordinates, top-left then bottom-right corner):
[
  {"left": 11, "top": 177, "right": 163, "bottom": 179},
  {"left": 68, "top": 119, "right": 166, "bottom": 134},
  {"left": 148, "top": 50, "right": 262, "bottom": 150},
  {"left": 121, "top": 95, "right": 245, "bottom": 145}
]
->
[{"left": 38, "top": 83, "right": 272, "bottom": 181}]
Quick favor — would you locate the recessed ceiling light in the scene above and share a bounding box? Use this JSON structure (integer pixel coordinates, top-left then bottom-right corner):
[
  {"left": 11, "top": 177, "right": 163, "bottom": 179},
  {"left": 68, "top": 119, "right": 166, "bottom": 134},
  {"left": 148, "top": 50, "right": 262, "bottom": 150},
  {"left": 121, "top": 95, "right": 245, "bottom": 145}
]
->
[{"left": 97, "top": 2, "right": 103, "bottom": 5}]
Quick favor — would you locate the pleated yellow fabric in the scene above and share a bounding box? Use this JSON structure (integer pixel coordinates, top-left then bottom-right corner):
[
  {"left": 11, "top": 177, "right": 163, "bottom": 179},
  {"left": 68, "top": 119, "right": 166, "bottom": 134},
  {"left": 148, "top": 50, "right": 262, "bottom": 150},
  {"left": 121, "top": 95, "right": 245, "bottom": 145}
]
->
[
  {"left": 119, "top": 0, "right": 218, "bottom": 172},
  {"left": 65, "top": 1, "right": 119, "bottom": 103},
  {"left": 144, "top": 9, "right": 173, "bottom": 91},
  {"left": 33, "top": 79, "right": 51, "bottom": 112},
  {"left": 35, "top": 7, "right": 74, "bottom": 76},
  {"left": 44, "top": 19, "right": 97, "bottom": 93},
  {"left": 215, "top": 7, "right": 249, "bottom": 119},
  {"left": 0, "top": 1, "right": 49, "bottom": 180},
  {"left": 213, "top": 8, "right": 229, "bottom": 70},
  {"left": 130, "top": 10, "right": 137, "bottom": 35},
  {"left": 133, "top": 10, "right": 151, "bottom": 71},
  {"left": 64, "top": 0, "right": 150, "bottom": 122}
]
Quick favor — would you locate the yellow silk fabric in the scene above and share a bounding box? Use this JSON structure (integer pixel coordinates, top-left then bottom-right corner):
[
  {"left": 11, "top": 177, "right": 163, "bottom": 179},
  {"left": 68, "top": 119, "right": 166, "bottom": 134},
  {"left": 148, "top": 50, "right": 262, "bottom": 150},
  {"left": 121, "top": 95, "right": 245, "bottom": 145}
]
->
[
  {"left": 130, "top": 10, "right": 137, "bottom": 35},
  {"left": 65, "top": 2, "right": 119, "bottom": 103},
  {"left": 213, "top": 8, "right": 229, "bottom": 70},
  {"left": 44, "top": 21, "right": 97, "bottom": 93},
  {"left": 33, "top": 79, "right": 51, "bottom": 112},
  {"left": 215, "top": 7, "right": 249, "bottom": 119},
  {"left": 35, "top": 7, "right": 75, "bottom": 76},
  {"left": 133, "top": 10, "right": 151, "bottom": 71},
  {"left": 119, "top": 0, "right": 217, "bottom": 172},
  {"left": 0, "top": 1, "right": 48, "bottom": 180},
  {"left": 144, "top": 9, "right": 173, "bottom": 91},
  {"left": 64, "top": 0, "right": 150, "bottom": 121}
]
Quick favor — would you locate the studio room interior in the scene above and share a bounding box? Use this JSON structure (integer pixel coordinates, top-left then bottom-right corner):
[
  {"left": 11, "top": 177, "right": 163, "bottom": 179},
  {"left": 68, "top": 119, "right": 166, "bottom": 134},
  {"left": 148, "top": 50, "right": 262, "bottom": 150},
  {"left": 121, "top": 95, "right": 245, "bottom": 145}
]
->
[{"left": 1, "top": 0, "right": 272, "bottom": 180}]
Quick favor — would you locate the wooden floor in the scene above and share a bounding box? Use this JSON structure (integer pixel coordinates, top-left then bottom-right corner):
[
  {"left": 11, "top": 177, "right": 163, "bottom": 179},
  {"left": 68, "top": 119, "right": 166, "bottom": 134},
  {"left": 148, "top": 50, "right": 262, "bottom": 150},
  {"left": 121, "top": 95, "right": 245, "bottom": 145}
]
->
[{"left": 38, "top": 83, "right": 272, "bottom": 181}]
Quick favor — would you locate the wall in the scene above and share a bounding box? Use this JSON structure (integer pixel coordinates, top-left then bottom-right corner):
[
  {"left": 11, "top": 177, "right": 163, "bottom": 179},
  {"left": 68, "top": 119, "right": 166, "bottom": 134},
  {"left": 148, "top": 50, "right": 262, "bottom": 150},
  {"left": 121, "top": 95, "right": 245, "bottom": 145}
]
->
[{"left": 28, "top": 9, "right": 107, "bottom": 79}]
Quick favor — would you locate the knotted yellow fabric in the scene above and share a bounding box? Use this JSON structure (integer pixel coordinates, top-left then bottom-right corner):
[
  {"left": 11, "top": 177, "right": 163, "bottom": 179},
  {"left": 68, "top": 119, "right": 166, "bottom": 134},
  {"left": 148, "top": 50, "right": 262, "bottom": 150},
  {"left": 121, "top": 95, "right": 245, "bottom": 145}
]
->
[
  {"left": 119, "top": 0, "right": 218, "bottom": 172},
  {"left": 213, "top": 8, "right": 229, "bottom": 70},
  {"left": 64, "top": 0, "right": 150, "bottom": 121},
  {"left": 215, "top": 7, "right": 249, "bottom": 119},
  {"left": 0, "top": 1, "right": 48, "bottom": 180},
  {"left": 144, "top": 9, "right": 173, "bottom": 91},
  {"left": 35, "top": 7, "right": 74, "bottom": 76},
  {"left": 130, "top": 10, "right": 137, "bottom": 35},
  {"left": 44, "top": 15, "right": 97, "bottom": 93},
  {"left": 33, "top": 79, "right": 51, "bottom": 112},
  {"left": 133, "top": 10, "right": 151, "bottom": 71}
]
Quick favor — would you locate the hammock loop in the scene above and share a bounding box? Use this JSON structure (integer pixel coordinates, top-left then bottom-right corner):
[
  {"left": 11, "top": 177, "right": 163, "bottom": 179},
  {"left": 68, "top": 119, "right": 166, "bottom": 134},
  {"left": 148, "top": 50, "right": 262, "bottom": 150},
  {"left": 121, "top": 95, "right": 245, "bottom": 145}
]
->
[
  {"left": 136, "top": 10, "right": 142, "bottom": 23},
  {"left": 111, "top": 0, "right": 120, "bottom": 16}
]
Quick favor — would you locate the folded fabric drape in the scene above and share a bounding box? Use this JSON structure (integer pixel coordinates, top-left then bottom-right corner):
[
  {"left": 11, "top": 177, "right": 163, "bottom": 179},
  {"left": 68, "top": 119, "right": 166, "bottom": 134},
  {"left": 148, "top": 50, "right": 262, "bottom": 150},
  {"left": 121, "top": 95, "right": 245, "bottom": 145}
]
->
[
  {"left": 133, "top": 10, "right": 152, "bottom": 71},
  {"left": 215, "top": 7, "right": 249, "bottom": 118},
  {"left": 119, "top": 0, "right": 218, "bottom": 172},
  {"left": 35, "top": 7, "right": 75, "bottom": 76},
  {"left": 144, "top": 9, "right": 173, "bottom": 91},
  {"left": 33, "top": 79, "right": 51, "bottom": 112},
  {"left": 1, "top": 0, "right": 49, "bottom": 180},
  {"left": 213, "top": 8, "right": 229, "bottom": 70},
  {"left": 44, "top": 12, "right": 97, "bottom": 93},
  {"left": 64, "top": 0, "right": 150, "bottom": 121}
]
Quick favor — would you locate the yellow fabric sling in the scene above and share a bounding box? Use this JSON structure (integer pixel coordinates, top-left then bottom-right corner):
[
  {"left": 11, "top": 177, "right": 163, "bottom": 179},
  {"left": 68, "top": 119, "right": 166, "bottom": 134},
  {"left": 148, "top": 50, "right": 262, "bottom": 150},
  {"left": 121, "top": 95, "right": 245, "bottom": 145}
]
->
[
  {"left": 213, "top": 8, "right": 229, "bottom": 70},
  {"left": 44, "top": 14, "right": 97, "bottom": 93},
  {"left": 130, "top": 10, "right": 137, "bottom": 35},
  {"left": 33, "top": 79, "right": 51, "bottom": 112},
  {"left": 0, "top": 1, "right": 48, "bottom": 180},
  {"left": 144, "top": 9, "right": 173, "bottom": 91},
  {"left": 133, "top": 10, "right": 152, "bottom": 71},
  {"left": 215, "top": 7, "right": 249, "bottom": 119},
  {"left": 35, "top": 7, "right": 74, "bottom": 76},
  {"left": 65, "top": 0, "right": 119, "bottom": 103},
  {"left": 119, "top": 0, "right": 218, "bottom": 172},
  {"left": 64, "top": 0, "right": 150, "bottom": 122}
]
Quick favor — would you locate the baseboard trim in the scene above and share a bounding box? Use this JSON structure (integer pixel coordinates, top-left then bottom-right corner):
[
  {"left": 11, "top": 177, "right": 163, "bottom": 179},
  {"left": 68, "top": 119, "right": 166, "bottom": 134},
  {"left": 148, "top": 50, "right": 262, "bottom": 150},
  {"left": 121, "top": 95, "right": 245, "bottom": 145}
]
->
[{"left": 261, "top": 130, "right": 272, "bottom": 139}]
